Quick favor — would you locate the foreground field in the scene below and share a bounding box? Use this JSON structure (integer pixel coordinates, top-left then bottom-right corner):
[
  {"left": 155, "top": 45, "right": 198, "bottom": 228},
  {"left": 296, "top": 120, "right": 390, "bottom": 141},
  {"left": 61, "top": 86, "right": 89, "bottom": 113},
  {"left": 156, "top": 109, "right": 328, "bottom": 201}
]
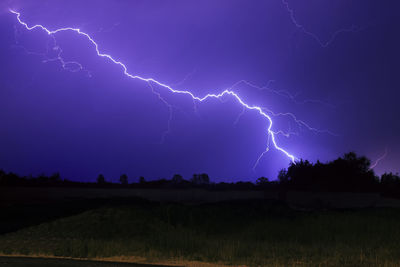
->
[
  {"left": 1, "top": 198, "right": 400, "bottom": 266},
  {"left": 0, "top": 256, "right": 171, "bottom": 267}
]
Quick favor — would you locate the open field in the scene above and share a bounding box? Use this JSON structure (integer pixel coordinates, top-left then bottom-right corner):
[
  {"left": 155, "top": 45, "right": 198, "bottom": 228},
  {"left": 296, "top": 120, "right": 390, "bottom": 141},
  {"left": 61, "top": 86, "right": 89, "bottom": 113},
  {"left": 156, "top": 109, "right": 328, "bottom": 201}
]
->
[
  {"left": 0, "top": 256, "right": 173, "bottom": 267},
  {"left": 1, "top": 190, "right": 400, "bottom": 266},
  {"left": 0, "top": 187, "right": 267, "bottom": 205},
  {"left": 2, "top": 187, "right": 400, "bottom": 208}
]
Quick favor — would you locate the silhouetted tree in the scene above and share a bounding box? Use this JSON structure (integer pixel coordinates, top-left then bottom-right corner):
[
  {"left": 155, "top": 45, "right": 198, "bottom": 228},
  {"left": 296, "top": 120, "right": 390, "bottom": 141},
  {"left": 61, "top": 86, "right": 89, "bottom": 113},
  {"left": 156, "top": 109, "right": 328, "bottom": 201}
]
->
[
  {"left": 328, "top": 152, "right": 378, "bottom": 191},
  {"left": 119, "top": 174, "right": 128, "bottom": 185},
  {"left": 49, "top": 172, "right": 61, "bottom": 183},
  {"left": 190, "top": 173, "right": 210, "bottom": 185},
  {"left": 381, "top": 172, "right": 400, "bottom": 185},
  {"left": 380, "top": 172, "right": 400, "bottom": 196},
  {"left": 0, "top": 169, "right": 5, "bottom": 184},
  {"left": 191, "top": 174, "right": 199, "bottom": 184},
  {"left": 37, "top": 173, "right": 49, "bottom": 184},
  {"left": 171, "top": 174, "right": 183, "bottom": 184},
  {"left": 200, "top": 173, "right": 210, "bottom": 184},
  {"left": 97, "top": 174, "right": 105, "bottom": 185},
  {"left": 278, "top": 169, "right": 289, "bottom": 185},
  {"left": 139, "top": 176, "right": 146, "bottom": 184},
  {"left": 280, "top": 152, "right": 379, "bottom": 192},
  {"left": 256, "top": 177, "right": 269, "bottom": 186}
]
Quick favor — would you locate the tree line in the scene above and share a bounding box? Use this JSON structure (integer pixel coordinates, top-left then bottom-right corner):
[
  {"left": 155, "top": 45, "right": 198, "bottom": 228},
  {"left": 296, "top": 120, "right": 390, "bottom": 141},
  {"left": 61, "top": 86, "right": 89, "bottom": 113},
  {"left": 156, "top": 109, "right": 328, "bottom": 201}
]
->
[{"left": 1, "top": 152, "right": 399, "bottom": 196}]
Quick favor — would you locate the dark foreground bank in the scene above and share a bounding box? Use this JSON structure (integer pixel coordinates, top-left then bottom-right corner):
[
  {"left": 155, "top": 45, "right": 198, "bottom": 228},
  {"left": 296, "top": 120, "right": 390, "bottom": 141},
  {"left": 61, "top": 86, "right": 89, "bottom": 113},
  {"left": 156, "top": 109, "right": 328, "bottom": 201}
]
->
[
  {"left": 1, "top": 196, "right": 400, "bottom": 266},
  {"left": 0, "top": 256, "right": 175, "bottom": 267}
]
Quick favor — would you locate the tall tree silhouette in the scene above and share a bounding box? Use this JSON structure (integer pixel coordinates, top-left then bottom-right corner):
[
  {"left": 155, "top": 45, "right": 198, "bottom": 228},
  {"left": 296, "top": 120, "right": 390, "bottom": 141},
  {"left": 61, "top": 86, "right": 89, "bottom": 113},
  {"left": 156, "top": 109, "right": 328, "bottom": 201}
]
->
[
  {"left": 119, "top": 174, "right": 128, "bottom": 185},
  {"left": 172, "top": 174, "right": 183, "bottom": 184},
  {"left": 280, "top": 152, "right": 379, "bottom": 192},
  {"left": 191, "top": 173, "right": 210, "bottom": 185},
  {"left": 97, "top": 174, "right": 105, "bottom": 185},
  {"left": 256, "top": 177, "right": 269, "bottom": 185}
]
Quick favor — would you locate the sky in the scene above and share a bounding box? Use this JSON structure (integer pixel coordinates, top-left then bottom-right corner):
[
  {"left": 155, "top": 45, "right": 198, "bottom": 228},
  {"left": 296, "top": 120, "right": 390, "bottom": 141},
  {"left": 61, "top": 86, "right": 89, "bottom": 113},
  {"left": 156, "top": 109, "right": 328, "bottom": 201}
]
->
[{"left": 0, "top": 0, "right": 399, "bottom": 182}]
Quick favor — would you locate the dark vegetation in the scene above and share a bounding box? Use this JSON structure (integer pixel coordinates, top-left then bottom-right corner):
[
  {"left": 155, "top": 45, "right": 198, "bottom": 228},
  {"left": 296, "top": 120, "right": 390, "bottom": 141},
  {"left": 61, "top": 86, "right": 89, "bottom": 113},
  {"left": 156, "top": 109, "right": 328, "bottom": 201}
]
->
[
  {"left": 1, "top": 152, "right": 399, "bottom": 196},
  {"left": 1, "top": 199, "right": 400, "bottom": 266},
  {"left": 0, "top": 256, "right": 165, "bottom": 267},
  {"left": 0, "top": 197, "right": 147, "bottom": 235},
  {"left": 1, "top": 152, "right": 400, "bottom": 266}
]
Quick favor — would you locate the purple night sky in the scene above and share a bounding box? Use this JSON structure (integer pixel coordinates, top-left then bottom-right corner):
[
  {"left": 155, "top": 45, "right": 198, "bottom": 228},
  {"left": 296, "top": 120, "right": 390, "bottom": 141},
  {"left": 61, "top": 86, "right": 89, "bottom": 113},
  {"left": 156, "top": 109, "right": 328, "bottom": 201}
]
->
[{"left": 0, "top": 0, "right": 399, "bottom": 182}]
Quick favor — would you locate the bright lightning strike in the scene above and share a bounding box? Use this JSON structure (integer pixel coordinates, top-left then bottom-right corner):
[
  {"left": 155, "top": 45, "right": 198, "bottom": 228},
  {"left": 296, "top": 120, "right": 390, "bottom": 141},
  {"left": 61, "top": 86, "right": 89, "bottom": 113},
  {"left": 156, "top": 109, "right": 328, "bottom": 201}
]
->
[
  {"left": 226, "top": 79, "right": 338, "bottom": 138},
  {"left": 13, "top": 22, "right": 91, "bottom": 76},
  {"left": 229, "top": 79, "right": 336, "bottom": 109},
  {"left": 10, "top": 9, "right": 300, "bottom": 165}
]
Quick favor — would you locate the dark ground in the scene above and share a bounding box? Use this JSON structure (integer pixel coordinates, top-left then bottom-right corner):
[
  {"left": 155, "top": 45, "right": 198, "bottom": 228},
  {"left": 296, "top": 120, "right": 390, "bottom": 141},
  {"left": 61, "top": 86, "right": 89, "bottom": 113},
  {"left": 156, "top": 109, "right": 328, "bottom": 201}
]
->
[
  {"left": 2, "top": 187, "right": 400, "bottom": 266},
  {"left": 0, "top": 257, "right": 175, "bottom": 267}
]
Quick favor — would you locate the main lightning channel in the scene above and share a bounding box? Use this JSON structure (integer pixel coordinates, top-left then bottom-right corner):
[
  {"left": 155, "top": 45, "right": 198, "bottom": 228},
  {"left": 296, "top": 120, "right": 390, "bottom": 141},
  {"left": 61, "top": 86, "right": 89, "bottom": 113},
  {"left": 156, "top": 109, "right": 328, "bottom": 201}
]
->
[{"left": 10, "top": 9, "right": 297, "bottom": 163}]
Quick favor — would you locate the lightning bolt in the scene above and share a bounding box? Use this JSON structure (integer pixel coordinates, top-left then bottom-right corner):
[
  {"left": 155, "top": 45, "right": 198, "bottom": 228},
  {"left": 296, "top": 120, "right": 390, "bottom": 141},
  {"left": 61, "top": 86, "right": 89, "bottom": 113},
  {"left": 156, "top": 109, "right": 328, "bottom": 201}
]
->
[
  {"left": 282, "top": 0, "right": 359, "bottom": 48},
  {"left": 13, "top": 22, "right": 91, "bottom": 77},
  {"left": 370, "top": 148, "right": 388, "bottom": 170},
  {"left": 227, "top": 79, "right": 338, "bottom": 138},
  {"left": 170, "top": 69, "right": 197, "bottom": 87},
  {"left": 228, "top": 79, "right": 336, "bottom": 109},
  {"left": 147, "top": 81, "right": 173, "bottom": 144},
  {"left": 10, "top": 9, "right": 301, "bottom": 166},
  {"left": 233, "top": 105, "right": 246, "bottom": 127}
]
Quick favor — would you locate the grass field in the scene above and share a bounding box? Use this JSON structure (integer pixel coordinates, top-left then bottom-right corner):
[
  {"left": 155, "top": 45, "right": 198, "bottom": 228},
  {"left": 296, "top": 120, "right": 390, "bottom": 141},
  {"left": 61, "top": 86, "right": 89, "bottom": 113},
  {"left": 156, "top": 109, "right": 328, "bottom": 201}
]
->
[
  {"left": 0, "top": 256, "right": 170, "bottom": 267},
  {"left": 1, "top": 199, "right": 400, "bottom": 266}
]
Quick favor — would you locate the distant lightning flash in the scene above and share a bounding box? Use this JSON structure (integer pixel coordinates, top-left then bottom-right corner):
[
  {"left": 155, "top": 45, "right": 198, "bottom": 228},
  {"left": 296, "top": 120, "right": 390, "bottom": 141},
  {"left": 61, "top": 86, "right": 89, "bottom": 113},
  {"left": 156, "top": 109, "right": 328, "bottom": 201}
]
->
[
  {"left": 370, "top": 148, "right": 389, "bottom": 170},
  {"left": 282, "top": 0, "right": 359, "bottom": 48},
  {"left": 147, "top": 81, "right": 173, "bottom": 144},
  {"left": 10, "top": 9, "right": 301, "bottom": 165}
]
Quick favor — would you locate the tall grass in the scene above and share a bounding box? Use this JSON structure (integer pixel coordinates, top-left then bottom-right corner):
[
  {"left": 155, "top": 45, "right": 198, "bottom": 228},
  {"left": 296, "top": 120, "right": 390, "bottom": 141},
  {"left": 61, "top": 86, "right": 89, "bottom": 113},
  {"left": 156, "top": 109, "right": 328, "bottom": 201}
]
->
[{"left": 1, "top": 200, "right": 400, "bottom": 266}]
